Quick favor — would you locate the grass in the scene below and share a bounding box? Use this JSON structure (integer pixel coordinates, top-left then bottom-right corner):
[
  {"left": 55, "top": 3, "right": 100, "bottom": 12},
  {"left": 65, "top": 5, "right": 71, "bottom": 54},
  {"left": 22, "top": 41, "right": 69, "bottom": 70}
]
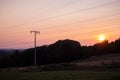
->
[{"left": 0, "top": 71, "right": 120, "bottom": 80}]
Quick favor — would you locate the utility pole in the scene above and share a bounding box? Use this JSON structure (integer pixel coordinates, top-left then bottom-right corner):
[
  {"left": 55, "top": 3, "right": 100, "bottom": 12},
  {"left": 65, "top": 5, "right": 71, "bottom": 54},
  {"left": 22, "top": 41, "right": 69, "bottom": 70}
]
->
[{"left": 31, "top": 31, "right": 40, "bottom": 67}]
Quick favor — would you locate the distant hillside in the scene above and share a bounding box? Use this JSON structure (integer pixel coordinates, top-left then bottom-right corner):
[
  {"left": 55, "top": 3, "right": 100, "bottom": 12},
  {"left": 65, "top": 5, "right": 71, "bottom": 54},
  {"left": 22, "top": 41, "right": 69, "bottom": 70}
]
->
[
  {"left": 0, "top": 50, "right": 9, "bottom": 54},
  {"left": 0, "top": 49, "right": 25, "bottom": 54},
  {"left": 0, "top": 49, "right": 15, "bottom": 54}
]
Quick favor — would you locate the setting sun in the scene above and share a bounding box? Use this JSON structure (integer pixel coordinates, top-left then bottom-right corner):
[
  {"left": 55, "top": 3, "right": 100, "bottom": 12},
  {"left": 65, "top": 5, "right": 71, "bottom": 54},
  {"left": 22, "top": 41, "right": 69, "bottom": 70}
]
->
[{"left": 98, "top": 34, "right": 106, "bottom": 42}]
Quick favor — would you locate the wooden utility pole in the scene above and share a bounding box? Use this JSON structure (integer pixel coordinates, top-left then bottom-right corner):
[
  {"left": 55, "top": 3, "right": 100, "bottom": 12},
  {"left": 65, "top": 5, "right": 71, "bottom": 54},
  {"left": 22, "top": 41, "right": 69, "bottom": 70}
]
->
[{"left": 31, "top": 31, "right": 40, "bottom": 67}]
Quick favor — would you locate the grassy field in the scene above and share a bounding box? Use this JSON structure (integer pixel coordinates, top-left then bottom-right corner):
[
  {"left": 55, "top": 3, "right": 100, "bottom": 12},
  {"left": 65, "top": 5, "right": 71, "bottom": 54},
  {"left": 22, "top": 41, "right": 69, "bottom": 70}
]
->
[{"left": 0, "top": 71, "right": 120, "bottom": 80}]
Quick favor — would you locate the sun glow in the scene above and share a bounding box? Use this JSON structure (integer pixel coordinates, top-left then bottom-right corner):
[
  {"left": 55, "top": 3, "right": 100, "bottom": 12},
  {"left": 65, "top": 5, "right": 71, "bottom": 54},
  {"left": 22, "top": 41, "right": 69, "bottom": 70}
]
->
[{"left": 98, "top": 34, "right": 106, "bottom": 42}]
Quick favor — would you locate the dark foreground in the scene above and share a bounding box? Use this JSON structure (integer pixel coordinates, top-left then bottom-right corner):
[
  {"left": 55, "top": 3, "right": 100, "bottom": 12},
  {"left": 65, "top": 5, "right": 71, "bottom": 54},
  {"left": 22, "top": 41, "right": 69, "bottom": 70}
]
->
[{"left": 0, "top": 71, "right": 120, "bottom": 80}]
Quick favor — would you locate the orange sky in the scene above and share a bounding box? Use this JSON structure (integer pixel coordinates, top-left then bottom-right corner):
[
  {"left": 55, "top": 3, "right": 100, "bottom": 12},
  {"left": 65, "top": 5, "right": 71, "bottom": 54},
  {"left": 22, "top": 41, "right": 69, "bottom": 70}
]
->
[{"left": 0, "top": 0, "right": 120, "bottom": 49}]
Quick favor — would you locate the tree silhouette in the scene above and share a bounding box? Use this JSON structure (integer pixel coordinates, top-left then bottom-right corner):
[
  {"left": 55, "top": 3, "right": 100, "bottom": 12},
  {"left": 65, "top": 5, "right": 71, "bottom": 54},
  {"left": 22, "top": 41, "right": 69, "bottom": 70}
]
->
[{"left": 0, "top": 38, "right": 120, "bottom": 68}]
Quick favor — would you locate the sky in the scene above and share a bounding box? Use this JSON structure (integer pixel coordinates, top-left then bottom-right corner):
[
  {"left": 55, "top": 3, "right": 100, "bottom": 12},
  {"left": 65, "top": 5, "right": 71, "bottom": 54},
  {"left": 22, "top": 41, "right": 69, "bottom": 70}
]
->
[{"left": 0, "top": 0, "right": 120, "bottom": 49}]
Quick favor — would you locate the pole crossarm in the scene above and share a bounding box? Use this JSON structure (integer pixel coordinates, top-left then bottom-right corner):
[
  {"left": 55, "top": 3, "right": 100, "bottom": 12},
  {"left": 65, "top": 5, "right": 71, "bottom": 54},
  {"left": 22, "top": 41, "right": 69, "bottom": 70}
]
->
[{"left": 31, "top": 31, "right": 40, "bottom": 34}]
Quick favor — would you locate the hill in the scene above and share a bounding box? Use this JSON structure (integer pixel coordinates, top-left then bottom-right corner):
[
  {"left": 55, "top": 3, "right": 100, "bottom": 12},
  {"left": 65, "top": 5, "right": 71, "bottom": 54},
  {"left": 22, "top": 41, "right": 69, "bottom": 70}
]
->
[{"left": 0, "top": 38, "right": 120, "bottom": 69}]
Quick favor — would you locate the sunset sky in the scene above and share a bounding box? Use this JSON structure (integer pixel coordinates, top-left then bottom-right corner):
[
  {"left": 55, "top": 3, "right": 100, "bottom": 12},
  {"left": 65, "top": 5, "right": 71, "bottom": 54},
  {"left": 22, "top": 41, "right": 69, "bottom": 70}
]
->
[{"left": 0, "top": 0, "right": 120, "bottom": 49}]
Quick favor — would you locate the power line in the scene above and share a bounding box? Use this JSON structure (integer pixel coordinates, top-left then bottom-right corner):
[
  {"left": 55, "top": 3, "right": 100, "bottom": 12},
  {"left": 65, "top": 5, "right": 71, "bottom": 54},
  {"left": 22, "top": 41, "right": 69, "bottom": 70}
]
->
[
  {"left": 1, "top": 26, "right": 120, "bottom": 47},
  {"left": 3, "top": 23, "right": 120, "bottom": 39},
  {"left": 44, "top": 26, "right": 120, "bottom": 39},
  {"left": 3, "top": 12, "right": 120, "bottom": 35},
  {"left": 2, "top": 30, "right": 119, "bottom": 49},
  {"left": 2, "top": 22, "right": 120, "bottom": 41},
  {"left": 38, "top": 13, "right": 120, "bottom": 30},
  {"left": 43, "top": 24, "right": 120, "bottom": 37},
  {"left": 4, "top": 0, "right": 120, "bottom": 28}
]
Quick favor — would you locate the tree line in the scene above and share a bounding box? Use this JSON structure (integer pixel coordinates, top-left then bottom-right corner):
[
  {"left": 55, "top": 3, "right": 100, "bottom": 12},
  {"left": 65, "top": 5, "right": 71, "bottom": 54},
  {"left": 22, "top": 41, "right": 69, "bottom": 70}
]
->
[{"left": 0, "top": 38, "right": 120, "bottom": 68}]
